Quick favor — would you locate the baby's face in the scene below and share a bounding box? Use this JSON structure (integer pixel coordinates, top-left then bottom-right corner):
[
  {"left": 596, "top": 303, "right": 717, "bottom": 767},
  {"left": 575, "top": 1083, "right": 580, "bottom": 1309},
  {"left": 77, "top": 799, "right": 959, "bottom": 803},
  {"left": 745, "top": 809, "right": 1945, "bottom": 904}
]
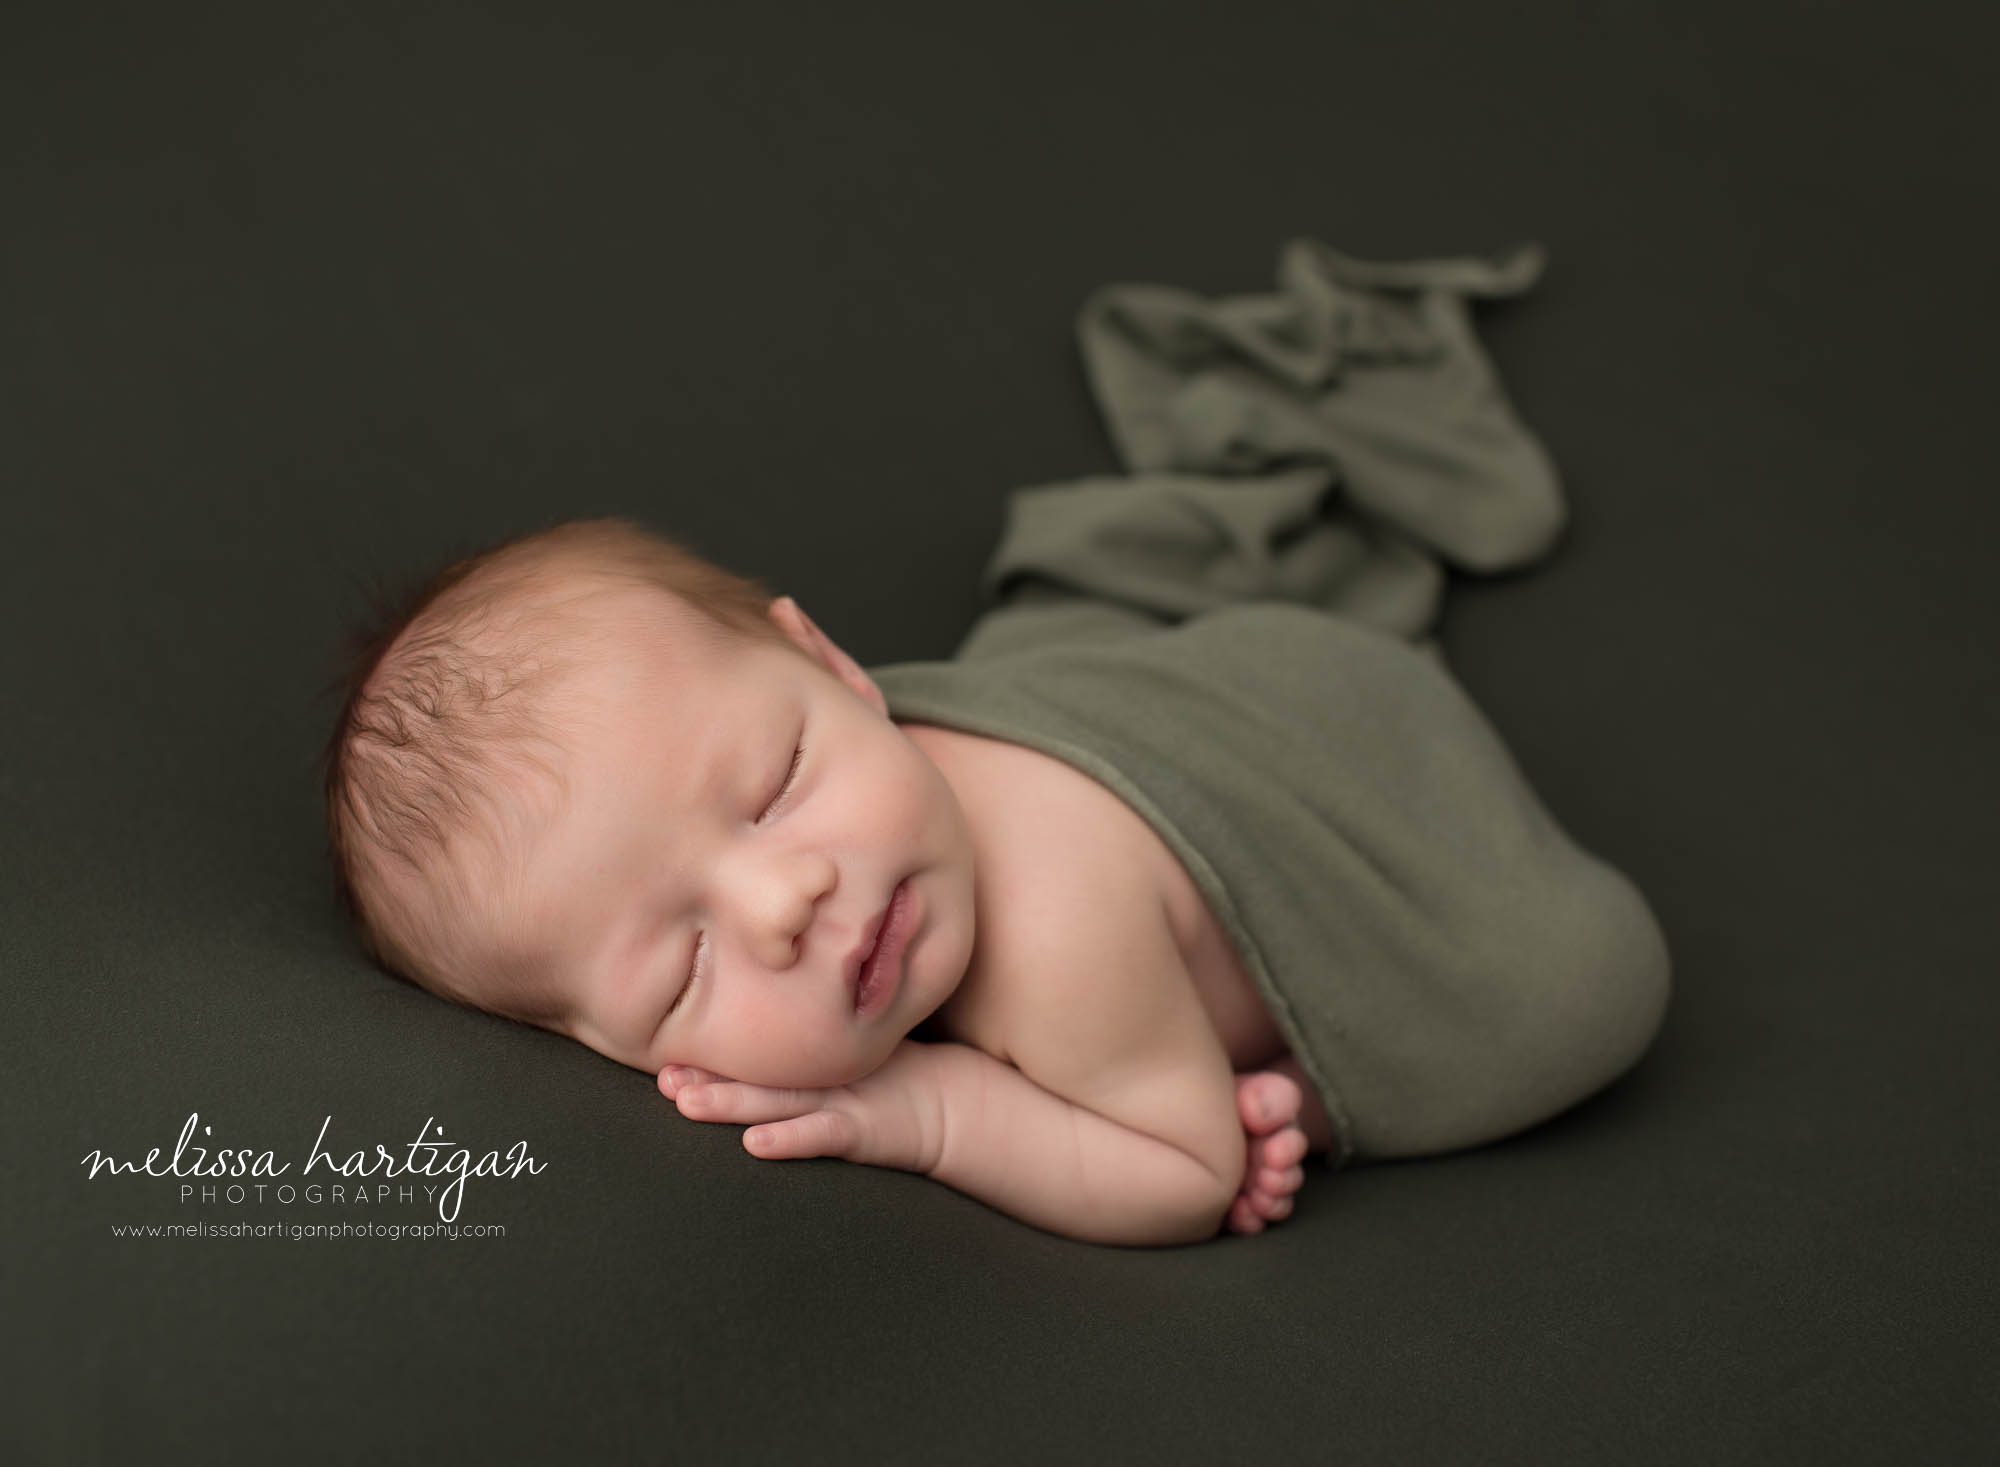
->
[{"left": 506, "top": 591, "right": 978, "bottom": 1089}]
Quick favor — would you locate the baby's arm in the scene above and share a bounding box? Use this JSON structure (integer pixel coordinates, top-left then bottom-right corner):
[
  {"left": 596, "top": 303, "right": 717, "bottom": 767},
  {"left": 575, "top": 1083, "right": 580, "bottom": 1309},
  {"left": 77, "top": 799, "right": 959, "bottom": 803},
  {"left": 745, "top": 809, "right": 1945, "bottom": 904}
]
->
[
  {"left": 659, "top": 1038, "right": 1238, "bottom": 1247},
  {"left": 919, "top": 1040, "right": 1235, "bottom": 1248}
]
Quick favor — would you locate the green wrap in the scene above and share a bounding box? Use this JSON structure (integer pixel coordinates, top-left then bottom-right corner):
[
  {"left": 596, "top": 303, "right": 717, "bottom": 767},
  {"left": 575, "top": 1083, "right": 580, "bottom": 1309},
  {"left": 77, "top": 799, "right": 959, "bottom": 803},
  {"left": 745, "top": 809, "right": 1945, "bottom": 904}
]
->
[{"left": 869, "top": 240, "right": 1671, "bottom": 1167}]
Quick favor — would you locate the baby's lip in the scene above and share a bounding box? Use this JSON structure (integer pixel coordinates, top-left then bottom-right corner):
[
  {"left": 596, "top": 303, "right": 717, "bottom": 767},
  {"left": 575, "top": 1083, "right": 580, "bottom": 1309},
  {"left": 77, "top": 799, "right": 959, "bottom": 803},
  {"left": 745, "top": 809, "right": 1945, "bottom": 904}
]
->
[{"left": 843, "top": 887, "right": 896, "bottom": 998}]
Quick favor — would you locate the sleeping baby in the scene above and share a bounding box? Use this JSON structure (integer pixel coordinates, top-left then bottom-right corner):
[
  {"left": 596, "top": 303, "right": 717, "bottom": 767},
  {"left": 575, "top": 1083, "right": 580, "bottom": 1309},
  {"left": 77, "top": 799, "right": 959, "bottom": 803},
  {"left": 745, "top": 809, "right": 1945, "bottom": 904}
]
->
[
  {"left": 323, "top": 518, "right": 1323, "bottom": 1246},
  {"left": 322, "top": 514, "right": 1671, "bottom": 1249}
]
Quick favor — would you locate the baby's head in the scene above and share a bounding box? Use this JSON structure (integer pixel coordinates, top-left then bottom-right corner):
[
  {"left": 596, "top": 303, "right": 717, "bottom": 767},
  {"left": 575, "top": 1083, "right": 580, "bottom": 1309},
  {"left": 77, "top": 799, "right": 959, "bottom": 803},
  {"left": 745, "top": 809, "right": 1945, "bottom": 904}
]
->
[{"left": 321, "top": 517, "right": 976, "bottom": 1088}]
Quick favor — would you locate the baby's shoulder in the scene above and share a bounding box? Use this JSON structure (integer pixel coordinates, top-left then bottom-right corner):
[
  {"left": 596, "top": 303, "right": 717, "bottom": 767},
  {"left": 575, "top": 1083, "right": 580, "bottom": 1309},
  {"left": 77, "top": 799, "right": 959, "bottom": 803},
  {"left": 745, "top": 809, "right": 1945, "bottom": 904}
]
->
[{"left": 918, "top": 726, "right": 1225, "bottom": 1094}]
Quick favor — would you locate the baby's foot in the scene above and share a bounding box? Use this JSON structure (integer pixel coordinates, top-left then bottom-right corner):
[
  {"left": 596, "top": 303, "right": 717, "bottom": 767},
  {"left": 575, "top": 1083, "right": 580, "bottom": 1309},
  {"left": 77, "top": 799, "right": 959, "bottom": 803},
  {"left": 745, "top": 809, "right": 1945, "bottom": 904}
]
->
[{"left": 1227, "top": 1071, "right": 1309, "bottom": 1235}]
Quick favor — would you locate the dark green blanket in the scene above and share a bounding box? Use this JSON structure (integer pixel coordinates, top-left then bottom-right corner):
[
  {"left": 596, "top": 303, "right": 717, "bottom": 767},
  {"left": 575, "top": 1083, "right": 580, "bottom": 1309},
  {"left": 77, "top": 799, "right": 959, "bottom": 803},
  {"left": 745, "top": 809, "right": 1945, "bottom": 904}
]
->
[{"left": 869, "top": 241, "right": 1672, "bottom": 1166}]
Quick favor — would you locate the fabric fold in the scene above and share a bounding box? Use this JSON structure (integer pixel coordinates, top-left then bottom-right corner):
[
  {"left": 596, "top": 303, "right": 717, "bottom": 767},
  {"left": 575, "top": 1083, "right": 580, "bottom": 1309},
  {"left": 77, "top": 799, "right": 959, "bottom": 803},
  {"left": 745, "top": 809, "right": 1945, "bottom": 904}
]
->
[{"left": 1073, "top": 238, "right": 1565, "bottom": 581}]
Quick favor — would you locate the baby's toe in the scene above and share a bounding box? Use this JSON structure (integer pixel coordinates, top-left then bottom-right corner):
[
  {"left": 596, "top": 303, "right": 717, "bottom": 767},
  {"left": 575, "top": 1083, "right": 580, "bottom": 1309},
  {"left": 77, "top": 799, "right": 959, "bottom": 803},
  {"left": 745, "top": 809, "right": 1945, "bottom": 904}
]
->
[
  {"left": 1228, "top": 1195, "right": 1265, "bottom": 1235},
  {"left": 1250, "top": 1191, "right": 1295, "bottom": 1222},
  {"left": 1255, "top": 1163, "right": 1305, "bottom": 1197},
  {"left": 1252, "top": 1126, "right": 1309, "bottom": 1171},
  {"left": 1235, "top": 1071, "right": 1305, "bottom": 1136}
]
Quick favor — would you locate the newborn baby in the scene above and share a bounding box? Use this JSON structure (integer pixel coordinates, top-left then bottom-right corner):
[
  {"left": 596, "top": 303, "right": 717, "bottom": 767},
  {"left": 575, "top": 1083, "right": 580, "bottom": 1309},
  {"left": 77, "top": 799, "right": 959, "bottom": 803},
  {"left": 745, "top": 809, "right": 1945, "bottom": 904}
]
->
[{"left": 325, "top": 517, "right": 1314, "bottom": 1247}]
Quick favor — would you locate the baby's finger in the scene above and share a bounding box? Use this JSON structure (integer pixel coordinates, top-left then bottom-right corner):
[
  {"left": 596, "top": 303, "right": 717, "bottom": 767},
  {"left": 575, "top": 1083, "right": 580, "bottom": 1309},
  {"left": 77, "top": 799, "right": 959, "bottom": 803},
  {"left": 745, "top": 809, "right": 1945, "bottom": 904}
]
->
[
  {"left": 743, "top": 1110, "right": 859, "bottom": 1161},
  {"left": 658, "top": 1065, "right": 725, "bottom": 1098},
  {"left": 676, "top": 1080, "right": 830, "bottom": 1125}
]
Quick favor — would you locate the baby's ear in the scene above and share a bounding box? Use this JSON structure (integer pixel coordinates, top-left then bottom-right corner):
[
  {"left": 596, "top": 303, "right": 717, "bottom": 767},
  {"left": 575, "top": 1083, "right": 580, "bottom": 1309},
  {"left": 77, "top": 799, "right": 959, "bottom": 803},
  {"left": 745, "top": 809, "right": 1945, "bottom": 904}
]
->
[{"left": 769, "top": 597, "right": 886, "bottom": 716}]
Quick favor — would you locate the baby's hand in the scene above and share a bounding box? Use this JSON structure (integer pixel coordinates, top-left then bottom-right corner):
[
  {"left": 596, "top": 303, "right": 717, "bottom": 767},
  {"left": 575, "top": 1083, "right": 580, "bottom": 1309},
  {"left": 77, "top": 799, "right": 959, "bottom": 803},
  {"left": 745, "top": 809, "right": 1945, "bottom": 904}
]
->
[
  {"left": 658, "top": 1040, "right": 947, "bottom": 1175},
  {"left": 1227, "top": 1071, "right": 1310, "bottom": 1235}
]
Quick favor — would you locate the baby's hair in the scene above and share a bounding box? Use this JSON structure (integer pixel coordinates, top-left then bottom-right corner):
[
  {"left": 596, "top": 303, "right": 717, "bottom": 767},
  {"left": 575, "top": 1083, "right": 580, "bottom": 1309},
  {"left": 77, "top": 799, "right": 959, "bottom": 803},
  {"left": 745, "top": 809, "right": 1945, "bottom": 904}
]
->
[{"left": 318, "top": 515, "right": 795, "bottom": 1026}]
